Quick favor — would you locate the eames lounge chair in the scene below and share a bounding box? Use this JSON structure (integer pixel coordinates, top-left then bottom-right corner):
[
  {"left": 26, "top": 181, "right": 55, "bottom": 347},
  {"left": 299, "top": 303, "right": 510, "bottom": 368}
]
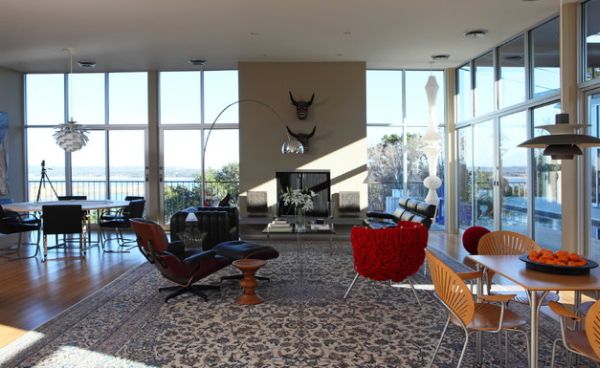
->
[{"left": 130, "top": 218, "right": 230, "bottom": 302}]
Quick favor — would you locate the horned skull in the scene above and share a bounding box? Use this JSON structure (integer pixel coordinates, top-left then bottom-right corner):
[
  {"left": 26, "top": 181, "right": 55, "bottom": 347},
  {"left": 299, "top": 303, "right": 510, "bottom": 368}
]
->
[
  {"left": 287, "top": 126, "right": 316, "bottom": 153},
  {"left": 289, "top": 91, "right": 315, "bottom": 120}
]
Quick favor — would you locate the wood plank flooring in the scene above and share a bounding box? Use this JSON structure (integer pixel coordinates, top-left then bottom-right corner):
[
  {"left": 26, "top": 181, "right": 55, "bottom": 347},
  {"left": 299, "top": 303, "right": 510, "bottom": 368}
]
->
[{"left": 0, "top": 232, "right": 145, "bottom": 348}]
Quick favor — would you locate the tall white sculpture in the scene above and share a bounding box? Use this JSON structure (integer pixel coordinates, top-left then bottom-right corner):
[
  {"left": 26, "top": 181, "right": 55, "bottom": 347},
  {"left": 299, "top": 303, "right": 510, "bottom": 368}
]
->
[{"left": 422, "top": 75, "right": 442, "bottom": 206}]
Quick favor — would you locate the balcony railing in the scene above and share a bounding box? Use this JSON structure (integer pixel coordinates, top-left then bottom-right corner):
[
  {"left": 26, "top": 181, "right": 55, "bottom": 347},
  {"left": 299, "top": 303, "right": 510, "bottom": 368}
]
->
[{"left": 28, "top": 179, "right": 240, "bottom": 222}]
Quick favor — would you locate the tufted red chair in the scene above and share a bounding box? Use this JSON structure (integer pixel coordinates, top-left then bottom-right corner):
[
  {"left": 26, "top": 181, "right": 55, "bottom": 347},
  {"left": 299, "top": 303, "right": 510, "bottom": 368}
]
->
[
  {"left": 344, "top": 222, "right": 428, "bottom": 304},
  {"left": 130, "top": 218, "right": 230, "bottom": 302}
]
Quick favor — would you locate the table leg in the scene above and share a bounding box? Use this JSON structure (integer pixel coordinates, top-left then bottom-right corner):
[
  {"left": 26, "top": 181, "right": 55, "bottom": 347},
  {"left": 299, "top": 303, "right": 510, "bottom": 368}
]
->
[
  {"left": 529, "top": 291, "right": 538, "bottom": 368},
  {"left": 475, "top": 263, "right": 483, "bottom": 363},
  {"left": 527, "top": 290, "right": 548, "bottom": 368},
  {"left": 574, "top": 290, "right": 582, "bottom": 366}
]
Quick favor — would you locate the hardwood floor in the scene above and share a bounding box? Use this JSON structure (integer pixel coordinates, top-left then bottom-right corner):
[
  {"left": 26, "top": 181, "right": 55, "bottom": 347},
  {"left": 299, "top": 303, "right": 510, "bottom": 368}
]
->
[{"left": 0, "top": 232, "right": 145, "bottom": 348}]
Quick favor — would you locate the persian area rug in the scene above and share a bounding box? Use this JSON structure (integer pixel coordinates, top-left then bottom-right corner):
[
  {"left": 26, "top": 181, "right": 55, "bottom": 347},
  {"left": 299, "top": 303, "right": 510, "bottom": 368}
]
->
[{"left": 0, "top": 241, "right": 585, "bottom": 367}]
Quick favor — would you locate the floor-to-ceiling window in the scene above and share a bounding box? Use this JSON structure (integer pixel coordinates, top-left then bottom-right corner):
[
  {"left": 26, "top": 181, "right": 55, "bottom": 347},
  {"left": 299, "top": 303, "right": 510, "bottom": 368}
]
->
[
  {"left": 25, "top": 70, "right": 239, "bottom": 223},
  {"left": 455, "top": 15, "right": 561, "bottom": 241},
  {"left": 159, "top": 70, "right": 239, "bottom": 222},
  {"left": 366, "top": 69, "right": 446, "bottom": 229},
  {"left": 532, "top": 103, "right": 562, "bottom": 249},
  {"left": 584, "top": 0, "right": 600, "bottom": 81},
  {"left": 25, "top": 72, "right": 148, "bottom": 201}
]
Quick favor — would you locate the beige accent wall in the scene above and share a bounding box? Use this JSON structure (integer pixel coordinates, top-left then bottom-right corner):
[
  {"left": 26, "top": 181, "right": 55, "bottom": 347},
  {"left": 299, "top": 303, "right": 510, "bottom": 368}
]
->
[
  {"left": 238, "top": 62, "right": 367, "bottom": 217},
  {"left": 0, "top": 67, "right": 24, "bottom": 201}
]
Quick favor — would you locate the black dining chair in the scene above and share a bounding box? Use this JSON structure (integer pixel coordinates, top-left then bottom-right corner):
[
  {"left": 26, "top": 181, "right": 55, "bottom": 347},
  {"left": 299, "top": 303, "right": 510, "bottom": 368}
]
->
[
  {"left": 0, "top": 204, "right": 41, "bottom": 259},
  {"left": 99, "top": 199, "right": 145, "bottom": 252},
  {"left": 41, "top": 204, "right": 87, "bottom": 261},
  {"left": 100, "top": 196, "right": 144, "bottom": 222},
  {"left": 57, "top": 195, "right": 90, "bottom": 243}
]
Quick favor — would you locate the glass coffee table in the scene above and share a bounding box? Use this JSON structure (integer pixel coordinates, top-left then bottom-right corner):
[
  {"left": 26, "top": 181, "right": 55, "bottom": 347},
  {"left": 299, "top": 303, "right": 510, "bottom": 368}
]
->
[{"left": 262, "top": 221, "right": 336, "bottom": 253}]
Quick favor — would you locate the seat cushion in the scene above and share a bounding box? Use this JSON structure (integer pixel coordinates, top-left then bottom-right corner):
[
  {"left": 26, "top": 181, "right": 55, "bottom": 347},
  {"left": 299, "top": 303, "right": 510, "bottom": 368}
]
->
[
  {"left": 214, "top": 240, "right": 279, "bottom": 261},
  {"left": 450, "top": 303, "right": 527, "bottom": 331}
]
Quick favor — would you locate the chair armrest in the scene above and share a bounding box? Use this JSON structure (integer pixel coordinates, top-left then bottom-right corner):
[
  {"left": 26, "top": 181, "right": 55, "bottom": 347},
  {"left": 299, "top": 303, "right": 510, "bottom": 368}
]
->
[
  {"left": 549, "top": 301, "right": 581, "bottom": 321},
  {"left": 457, "top": 271, "right": 483, "bottom": 280},
  {"left": 480, "top": 294, "right": 516, "bottom": 303},
  {"left": 366, "top": 211, "right": 398, "bottom": 221},
  {"left": 182, "top": 249, "right": 217, "bottom": 266}
]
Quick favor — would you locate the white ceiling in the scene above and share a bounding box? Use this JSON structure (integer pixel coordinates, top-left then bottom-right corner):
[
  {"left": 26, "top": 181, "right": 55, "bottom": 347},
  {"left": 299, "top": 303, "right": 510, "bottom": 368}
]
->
[{"left": 0, "top": 0, "right": 560, "bottom": 73}]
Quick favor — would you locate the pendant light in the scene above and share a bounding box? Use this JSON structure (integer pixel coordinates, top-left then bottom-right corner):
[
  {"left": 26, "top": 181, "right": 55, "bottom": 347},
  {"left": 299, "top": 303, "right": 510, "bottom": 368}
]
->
[
  {"left": 53, "top": 48, "right": 89, "bottom": 152},
  {"left": 518, "top": 113, "right": 600, "bottom": 160}
]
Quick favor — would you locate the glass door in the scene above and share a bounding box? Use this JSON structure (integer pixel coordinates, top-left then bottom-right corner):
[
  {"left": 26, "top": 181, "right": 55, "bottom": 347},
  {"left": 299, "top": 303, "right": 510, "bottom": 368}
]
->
[
  {"left": 473, "top": 120, "right": 495, "bottom": 228},
  {"left": 498, "top": 112, "right": 528, "bottom": 233},
  {"left": 589, "top": 92, "right": 600, "bottom": 259}
]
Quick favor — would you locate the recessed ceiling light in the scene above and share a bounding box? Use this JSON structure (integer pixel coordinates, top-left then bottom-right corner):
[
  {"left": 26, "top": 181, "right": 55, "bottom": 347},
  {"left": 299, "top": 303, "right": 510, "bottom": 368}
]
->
[
  {"left": 188, "top": 59, "right": 206, "bottom": 66},
  {"left": 431, "top": 54, "right": 450, "bottom": 61},
  {"left": 464, "top": 29, "right": 488, "bottom": 38},
  {"left": 77, "top": 61, "right": 96, "bottom": 68}
]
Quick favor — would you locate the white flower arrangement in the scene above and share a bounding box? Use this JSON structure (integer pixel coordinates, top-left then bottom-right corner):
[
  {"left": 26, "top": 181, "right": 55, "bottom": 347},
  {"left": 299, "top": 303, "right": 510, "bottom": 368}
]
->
[{"left": 280, "top": 187, "right": 317, "bottom": 212}]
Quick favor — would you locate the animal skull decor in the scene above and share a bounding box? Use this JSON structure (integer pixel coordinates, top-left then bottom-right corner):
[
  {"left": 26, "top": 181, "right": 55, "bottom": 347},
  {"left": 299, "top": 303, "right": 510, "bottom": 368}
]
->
[
  {"left": 287, "top": 126, "right": 316, "bottom": 153},
  {"left": 289, "top": 91, "right": 315, "bottom": 120}
]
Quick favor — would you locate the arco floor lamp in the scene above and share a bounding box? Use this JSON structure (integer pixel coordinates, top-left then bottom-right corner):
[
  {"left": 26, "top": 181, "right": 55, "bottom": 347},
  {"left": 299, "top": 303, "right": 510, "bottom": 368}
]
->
[{"left": 200, "top": 99, "right": 304, "bottom": 206}]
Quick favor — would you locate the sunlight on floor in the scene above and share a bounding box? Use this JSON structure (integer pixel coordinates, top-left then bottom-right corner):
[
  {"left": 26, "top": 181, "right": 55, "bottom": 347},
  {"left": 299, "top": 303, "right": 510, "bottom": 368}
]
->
[
  {"left": 0, "top": 324, "right": 29, "bottom": 349},
  {"left": 24, "top": 346, "right": 158, "bottom": 367},
  {"left": 0, "top": 329, "right": 44, "bottom": 364}
]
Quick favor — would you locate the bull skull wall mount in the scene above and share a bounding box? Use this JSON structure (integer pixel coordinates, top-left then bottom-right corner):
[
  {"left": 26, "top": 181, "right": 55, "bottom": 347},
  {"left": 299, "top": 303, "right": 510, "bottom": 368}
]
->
[
  {"left": 289, "top": 91, "right": 314, "bottom": 120},
  {"left": 286, "top": 126, "right": 316, "bottom": 153}
]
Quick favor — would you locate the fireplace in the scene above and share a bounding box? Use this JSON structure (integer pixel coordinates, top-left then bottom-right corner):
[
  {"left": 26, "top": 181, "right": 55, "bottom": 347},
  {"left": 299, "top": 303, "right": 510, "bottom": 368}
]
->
[{"left": 276, "top": 171, "right": 331, "bottom": 217}]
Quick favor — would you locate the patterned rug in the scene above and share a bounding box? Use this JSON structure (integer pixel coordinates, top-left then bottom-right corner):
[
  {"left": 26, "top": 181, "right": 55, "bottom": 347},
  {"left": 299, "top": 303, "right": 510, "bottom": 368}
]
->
[{"left": 0, "top": 241, "right": 587, "bottom": 367}]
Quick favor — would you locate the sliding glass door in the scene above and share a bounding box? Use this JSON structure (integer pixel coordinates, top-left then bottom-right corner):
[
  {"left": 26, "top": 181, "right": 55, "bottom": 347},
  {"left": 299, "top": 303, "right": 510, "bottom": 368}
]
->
[
  {"left": 499, "top": 112, "right": 528, "bottom": 234},
  {"left": 457, "top": 111, "right": 530, "bottom": 234}
]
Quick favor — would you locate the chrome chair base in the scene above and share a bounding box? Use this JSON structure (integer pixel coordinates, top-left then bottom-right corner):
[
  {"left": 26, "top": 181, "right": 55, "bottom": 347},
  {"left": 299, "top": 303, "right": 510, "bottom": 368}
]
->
[{"left": 343, "top": 272, "right": 421, "bottom": 305}]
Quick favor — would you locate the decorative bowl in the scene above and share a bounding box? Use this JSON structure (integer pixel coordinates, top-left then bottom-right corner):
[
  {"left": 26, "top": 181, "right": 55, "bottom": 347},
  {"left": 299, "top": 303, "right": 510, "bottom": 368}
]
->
[{"left": 519, "top": 254, "right": 599, "bottom": 275}]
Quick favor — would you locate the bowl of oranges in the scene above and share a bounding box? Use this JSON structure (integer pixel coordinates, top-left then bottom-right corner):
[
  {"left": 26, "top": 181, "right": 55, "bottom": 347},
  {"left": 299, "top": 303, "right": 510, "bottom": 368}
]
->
[{"left": 519, "top": 249, "right": 598, "bottom": 275}]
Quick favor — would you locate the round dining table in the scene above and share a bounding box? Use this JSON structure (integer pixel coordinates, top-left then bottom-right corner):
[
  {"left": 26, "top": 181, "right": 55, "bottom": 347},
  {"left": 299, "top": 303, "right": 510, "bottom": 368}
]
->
[
  {"left": 3, "top": 200, "right": 130, "bottom": 246},
  {"left": 2, "top": 199, "right": 129, "bottom": 213}
]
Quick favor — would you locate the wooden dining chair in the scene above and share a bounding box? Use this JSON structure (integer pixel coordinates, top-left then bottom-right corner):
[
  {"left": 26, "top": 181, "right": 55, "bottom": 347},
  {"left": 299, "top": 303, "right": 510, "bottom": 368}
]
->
[
  {"left": 426, "top": 249, "right": 530, "bottom": 367},
  {"left": 477, "top": 230, "right": 560, "bottom": 305},
  {"left": 549, "top": 300, "right": 600, "bottom": 367}
]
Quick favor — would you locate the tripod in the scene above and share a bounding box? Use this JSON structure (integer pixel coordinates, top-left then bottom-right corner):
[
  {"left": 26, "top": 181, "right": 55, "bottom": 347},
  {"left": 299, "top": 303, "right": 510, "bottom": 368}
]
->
[{"left": 36, "top": 160, "right": 58, "bottom": 202}]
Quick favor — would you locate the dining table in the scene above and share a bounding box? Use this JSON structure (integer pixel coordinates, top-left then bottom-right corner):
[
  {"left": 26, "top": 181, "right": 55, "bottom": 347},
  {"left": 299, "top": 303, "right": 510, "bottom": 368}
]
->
[
  {"left": 3, "top": 199, "right": 130, "bottom": 243},
  {"left": 467, "top": 254, "right": 600, "bottom": 368}
]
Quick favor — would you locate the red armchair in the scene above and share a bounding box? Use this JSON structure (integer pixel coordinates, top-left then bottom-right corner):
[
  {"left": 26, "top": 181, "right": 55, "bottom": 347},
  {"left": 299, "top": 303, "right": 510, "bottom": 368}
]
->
[
  {"left": 130, "top": 218, "right": 230, "bottom": 302},
  {"left": 344, "top": 222, "right": 428, "bottom": 304}
]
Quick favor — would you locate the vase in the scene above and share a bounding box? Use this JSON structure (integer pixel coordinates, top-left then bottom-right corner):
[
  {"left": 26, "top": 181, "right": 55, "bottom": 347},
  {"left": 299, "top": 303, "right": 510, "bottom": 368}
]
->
[{"left": 294, "top": 207, "right": 306, "bottom": 232}]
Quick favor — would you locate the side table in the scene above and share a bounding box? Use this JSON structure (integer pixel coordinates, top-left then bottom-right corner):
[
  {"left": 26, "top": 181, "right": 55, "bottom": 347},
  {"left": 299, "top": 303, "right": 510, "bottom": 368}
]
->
[{"left": 232, "top": 259, "right": 266, "bottom": 305}]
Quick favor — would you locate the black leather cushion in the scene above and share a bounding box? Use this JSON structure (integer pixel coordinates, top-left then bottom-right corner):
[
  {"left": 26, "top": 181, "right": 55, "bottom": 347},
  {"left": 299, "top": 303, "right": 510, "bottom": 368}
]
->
[
  {"left": 213, "top": 240, "right": 279, "bottom": 261},
  {"left": 400, "top": 211, "right": 415, "bottom": 222},
  {"left": 392, "top": 208, "right": 405, "bottom": 220},
  {"left": 404, "top": 199, "right": 419, "bottom": 211},
  {"left": 416, "top": 202, "right": 436, "bottom": 218}
]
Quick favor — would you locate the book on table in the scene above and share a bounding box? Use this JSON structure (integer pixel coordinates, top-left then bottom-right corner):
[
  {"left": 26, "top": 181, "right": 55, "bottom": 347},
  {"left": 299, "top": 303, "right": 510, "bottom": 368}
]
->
[
  {"left": 310, "top": 223, "right": 330, "bottom": 231},
  {"left": 268, "top": 223, "right": 293, "bottom": 232}
]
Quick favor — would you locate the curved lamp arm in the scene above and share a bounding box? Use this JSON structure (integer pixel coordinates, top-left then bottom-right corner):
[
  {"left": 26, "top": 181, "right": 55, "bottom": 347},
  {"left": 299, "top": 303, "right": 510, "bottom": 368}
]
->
[{"left": 200, "top": 99, "right": 301, "bottom": 206}]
